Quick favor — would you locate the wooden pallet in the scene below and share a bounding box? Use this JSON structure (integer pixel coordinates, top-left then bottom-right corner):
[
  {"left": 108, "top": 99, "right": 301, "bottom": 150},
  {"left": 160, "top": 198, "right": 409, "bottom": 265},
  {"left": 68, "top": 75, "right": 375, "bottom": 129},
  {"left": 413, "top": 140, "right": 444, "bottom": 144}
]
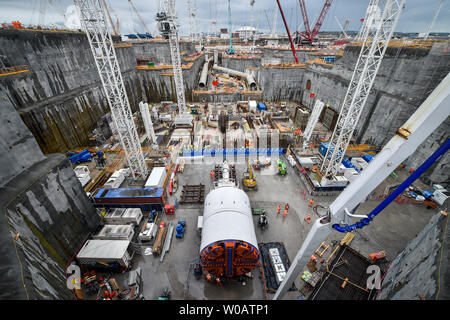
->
[{"left": 314, "top": 242, "right": 330, "bottom": 258}]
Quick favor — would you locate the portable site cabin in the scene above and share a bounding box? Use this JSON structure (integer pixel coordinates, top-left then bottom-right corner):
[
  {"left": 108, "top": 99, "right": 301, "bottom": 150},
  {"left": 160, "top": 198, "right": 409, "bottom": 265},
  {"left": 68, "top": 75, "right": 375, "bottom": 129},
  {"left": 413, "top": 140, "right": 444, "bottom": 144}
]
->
[
  {"left": 92, "top": 224, "right": 135, "bottom": 241},
  {"left": 103, "top": 208, "right": 143, "bottom": 225},
  {"left": 74, "top": 165, "right": 91, "bottom": 187},
  {"left": 249, "top": 100, "right": 257, "bottom": 112},
  {"left": 76, "top": 239, "right": 132, "bottom": 269},
  {"left": 103, "top": 170, "right": 125, "bottom": 189},
  {"left": 145, "top": 167, "right": 167, "bottom": 189}
]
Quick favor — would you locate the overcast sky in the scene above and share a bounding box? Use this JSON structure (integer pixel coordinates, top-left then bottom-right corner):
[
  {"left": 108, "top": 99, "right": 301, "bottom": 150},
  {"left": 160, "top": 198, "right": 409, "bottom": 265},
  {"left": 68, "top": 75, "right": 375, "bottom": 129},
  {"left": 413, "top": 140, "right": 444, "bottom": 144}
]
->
[{"left": 0, "top": 0, "right": 449, "bottom": 35}]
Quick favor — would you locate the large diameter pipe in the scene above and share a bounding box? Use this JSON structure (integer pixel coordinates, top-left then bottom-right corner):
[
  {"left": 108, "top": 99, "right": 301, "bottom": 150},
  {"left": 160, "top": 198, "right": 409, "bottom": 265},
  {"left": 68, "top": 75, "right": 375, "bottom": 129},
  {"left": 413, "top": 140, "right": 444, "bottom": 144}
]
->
[
  {"left": 199, "top": 57, "right": 212, "bottom": 88},
  {"left": 212, "top": 64, "right": 257, "bottom": 90}
]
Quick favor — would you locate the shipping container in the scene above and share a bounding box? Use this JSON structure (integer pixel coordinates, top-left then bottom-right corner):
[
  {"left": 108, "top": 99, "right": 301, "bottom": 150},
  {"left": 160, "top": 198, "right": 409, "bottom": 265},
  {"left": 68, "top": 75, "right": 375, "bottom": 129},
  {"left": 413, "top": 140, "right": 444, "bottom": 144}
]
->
[{"left": 93, "top": 187, "right": 167, "bottom": 212}]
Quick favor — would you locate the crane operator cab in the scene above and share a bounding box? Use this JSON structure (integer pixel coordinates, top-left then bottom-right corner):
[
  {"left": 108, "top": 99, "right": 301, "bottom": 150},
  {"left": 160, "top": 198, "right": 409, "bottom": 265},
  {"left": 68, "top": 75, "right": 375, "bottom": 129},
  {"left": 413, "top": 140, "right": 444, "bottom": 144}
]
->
[{"left": 156, "top": 12, "right": 172, "bottom": 39}]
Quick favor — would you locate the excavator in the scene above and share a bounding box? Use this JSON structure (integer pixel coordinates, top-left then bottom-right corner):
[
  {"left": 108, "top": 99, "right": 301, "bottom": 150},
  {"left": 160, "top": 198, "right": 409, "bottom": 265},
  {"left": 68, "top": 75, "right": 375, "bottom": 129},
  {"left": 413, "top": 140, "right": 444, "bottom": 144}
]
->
[{"left": 242, "top": 160, "right": 257, "bottom": 191}]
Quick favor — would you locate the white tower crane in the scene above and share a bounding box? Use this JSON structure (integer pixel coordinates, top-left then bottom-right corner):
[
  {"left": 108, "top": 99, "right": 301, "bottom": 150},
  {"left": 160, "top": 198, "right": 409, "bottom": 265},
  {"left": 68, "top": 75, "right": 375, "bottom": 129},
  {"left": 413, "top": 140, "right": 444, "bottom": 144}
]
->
[
  {"left": 270, "top": 3, "right": 278, "bottom": 38},
  {"left": 424, "top": 0, "right": 445, "bottom": 39},
  {"left": 335, "top": 16, "right": 349, "bottom": 39},
  {"left": 320, "top": 0, "right": 406, "bottom": 186},
  {"left": 303, "top": 100, "right": 325, "bottom": 149},
  {"left": 39, "top": 0, "right": 46, "bottom": 27},
  {"left": 356, "top": 0, "right": 381, "bottom": 41},
  {"left": 187, "top": 0, "right": 194, "bottom": 41},
  {"left": 157, "top": 0, "right": 193, "bottom": 126},
  {"left": 74, "top": 0, "right": 148, "bottom": 180}
]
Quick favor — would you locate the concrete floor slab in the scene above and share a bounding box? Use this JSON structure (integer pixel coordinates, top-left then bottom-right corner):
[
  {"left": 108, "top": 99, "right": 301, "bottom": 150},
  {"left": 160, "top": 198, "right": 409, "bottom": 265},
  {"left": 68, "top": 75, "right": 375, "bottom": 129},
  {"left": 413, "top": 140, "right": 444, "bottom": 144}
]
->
[{"left": 115, "top": 156, "right": 438, "bottom": 300}]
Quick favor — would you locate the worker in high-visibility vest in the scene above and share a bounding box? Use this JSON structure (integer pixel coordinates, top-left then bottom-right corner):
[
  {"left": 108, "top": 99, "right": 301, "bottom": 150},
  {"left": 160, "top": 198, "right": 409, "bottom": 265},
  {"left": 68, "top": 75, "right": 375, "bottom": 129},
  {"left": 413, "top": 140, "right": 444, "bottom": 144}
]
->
[
  {"left": 277, "top": 204, "right": 282, "bottom": 215},
  {"left": 283, "top": 204, "right": 289, "bottom": 217},
  {"left": 305, "top": 215, "right": 311, "bottom": 224}
]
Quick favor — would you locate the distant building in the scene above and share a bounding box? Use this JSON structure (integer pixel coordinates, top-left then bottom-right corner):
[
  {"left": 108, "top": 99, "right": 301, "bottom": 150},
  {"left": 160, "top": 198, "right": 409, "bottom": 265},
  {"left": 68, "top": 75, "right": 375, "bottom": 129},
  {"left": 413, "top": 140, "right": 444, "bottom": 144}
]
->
[{"left": 236, "top": 26, "right": 257, "bottom": 39}]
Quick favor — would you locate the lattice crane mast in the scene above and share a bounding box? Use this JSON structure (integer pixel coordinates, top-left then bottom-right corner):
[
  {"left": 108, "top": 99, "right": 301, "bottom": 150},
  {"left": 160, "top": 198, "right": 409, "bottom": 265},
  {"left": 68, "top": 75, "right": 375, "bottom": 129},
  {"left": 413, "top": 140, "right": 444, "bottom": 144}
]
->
[
  {"left": 424, "top": 0, "right": 444, "bottom": 39},
  {"left": 102, "top": 0, "right": 118, "bottom": 36},
  {"left": 297, "top": 0, "right": 333, "bottom": 44},
  {"left": 227, "top": 0, "right": 235, "bottom": 54},
  {"left": 128, "top": 0, "right": 151, "bottom": 35},
  {"left": 157, "top": 0, "right": 193, "bottom": 126},
  {"left": 73, "top": 0, "right": 148, "bottom": 179},
  {"left": 320, "top": 0, "right": 406, "bottom": 185}
]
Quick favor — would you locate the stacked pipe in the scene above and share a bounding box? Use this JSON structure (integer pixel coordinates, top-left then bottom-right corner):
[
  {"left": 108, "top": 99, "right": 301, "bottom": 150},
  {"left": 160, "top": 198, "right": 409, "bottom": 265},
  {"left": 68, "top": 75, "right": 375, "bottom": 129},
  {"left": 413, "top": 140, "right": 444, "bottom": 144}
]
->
[
  {"left": 198, "top": 56, "right": 212, "bottom": 88},
  {"left": 212, "top": 64, "right": 257, "bottom": 90}
]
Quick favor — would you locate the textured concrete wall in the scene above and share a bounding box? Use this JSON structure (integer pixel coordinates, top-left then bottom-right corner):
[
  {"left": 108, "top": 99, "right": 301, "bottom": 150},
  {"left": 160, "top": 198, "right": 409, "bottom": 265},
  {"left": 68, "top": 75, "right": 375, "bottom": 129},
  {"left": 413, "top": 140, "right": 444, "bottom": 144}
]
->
[
  {"left": 133, "top": 40, "right": 196, "bottom": 65},
  {"left": 0, "top": 154, "right": 99, "bottom": 299},
  {"left": 260, "top": 66, "right": 305, "bottom": 102},
  {"left": 222, "top": 56, "right": 262, "bottom": 73},
  {"left": 136, "top": 52, "right": 205, "bottom": 103},
  {"left": 378, "top": 211, "right": 450, "bottom": 300},
  {"left": 0, "top": 29, "right": 141, "bottom": 154},
  {"left": 0, "top": 32, "right": 201, "bottom": 154},
  {"left": 262, "top": 48, "right": 309, "bottom": 63},
  {"left": 0, "top": 85, "right": 99, "bottom": 299},
  {"left": 0, "top": 88, "right": 46, "bottom": 187}
]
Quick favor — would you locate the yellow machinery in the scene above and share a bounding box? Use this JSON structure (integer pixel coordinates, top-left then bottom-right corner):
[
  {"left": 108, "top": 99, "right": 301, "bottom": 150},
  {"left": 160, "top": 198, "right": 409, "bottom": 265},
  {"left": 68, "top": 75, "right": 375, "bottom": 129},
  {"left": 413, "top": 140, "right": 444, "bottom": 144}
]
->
[{"left": 242, "top": 161, "right": 257, "bottom": 191}]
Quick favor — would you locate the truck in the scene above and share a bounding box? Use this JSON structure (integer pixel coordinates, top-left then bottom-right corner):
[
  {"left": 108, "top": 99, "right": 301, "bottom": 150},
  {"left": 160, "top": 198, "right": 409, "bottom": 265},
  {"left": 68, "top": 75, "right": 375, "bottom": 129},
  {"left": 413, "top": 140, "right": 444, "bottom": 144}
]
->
[{"left": 68, "top": 149, "right": 92, "bottom": 164}]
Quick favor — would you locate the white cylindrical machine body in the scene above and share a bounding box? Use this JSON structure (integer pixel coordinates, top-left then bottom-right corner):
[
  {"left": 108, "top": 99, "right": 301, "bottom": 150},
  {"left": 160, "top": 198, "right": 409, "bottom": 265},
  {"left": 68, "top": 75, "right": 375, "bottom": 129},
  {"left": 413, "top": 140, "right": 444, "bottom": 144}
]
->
[{"left": 199, "top": 186, "right": 259, "bottom": 277}]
